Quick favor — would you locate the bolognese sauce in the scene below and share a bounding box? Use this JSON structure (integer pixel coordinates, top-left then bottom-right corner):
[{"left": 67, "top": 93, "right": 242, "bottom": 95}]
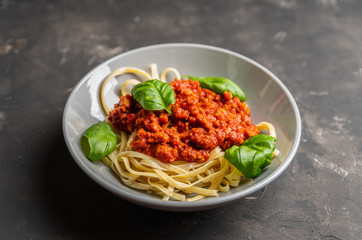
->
[{"left": 108, "top": 79, "right": 259, "bottom": 163}]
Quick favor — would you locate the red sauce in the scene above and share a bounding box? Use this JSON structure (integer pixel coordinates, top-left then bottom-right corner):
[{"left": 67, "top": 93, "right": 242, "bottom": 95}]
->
[{"left": 108, "top": 79, "right": 259, "bottom": 163}]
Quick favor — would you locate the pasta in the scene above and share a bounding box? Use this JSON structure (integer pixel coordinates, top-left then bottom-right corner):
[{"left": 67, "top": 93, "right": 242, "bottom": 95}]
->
[{"left": 99, "top": 64, "right": 278, "bottom": 201}]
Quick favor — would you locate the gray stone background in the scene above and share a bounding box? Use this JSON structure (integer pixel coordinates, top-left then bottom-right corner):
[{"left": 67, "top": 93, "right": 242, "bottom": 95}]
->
[{"left": 1, "top": 0, "right": 361, "bottom": 239}]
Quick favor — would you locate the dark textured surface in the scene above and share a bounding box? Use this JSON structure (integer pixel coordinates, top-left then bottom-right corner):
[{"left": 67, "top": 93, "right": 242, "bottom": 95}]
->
[{"left": 1, "top": 0, "right": 362, "bottom": 239}]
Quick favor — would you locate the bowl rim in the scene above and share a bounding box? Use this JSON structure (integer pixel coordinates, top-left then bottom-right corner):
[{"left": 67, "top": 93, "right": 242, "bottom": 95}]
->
[{"left": 62, "top": 43, "right": 302, "bottom": 211}]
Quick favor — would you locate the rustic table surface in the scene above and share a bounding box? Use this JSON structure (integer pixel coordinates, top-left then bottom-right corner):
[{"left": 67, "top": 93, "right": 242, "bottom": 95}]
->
[{"left": 1, "top": 1, "right": 361, "bottom": 239}]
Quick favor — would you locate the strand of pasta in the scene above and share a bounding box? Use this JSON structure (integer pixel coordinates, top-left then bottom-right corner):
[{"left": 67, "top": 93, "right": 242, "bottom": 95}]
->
[
  {"left": 160, "top": 67, "right": 181, "bottom": 82},
  {"left": 256, "top": 121, "right": 276, "bottom": 138},
  {"left": 100, "top": 67, "right": 151, "bottom": 115},
  {"left": 121, "top": 79, "right": 141, "bottom": 96},
  {"left": 150, "top": 63, "right": 160, "bottom": 79},
  {"left": 256, "top": 121, "right": 280, "bottom": 157}
]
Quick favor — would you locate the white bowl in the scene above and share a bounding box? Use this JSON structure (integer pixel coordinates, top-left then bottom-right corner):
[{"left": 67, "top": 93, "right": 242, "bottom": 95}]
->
[{"left": 62, "top": 43, "right": 301, "bottom": 211}]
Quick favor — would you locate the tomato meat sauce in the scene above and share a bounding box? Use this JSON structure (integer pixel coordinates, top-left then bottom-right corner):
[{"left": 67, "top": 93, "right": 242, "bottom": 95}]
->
[{"left": 108, "top": 79, "right": 259, "bottom": 163}]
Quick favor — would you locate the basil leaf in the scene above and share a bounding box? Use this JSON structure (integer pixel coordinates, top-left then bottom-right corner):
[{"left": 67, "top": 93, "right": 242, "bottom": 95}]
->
[
  {"left": 81, "top": 122, "right": 117, "bottom": 161},
  {"left": 224, "top": 134, "right": 276, "bottom": 178},
  {"left": 184, "top": 76, "right": 246, "bottom": 102},
  {"left": 131, "top": 79, "right": 175, "bottom": 115}
]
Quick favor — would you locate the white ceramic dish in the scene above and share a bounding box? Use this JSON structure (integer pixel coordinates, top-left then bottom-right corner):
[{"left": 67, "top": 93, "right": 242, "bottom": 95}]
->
[{"left": 62, "top": 43, "right": 301, "bottom": 211}]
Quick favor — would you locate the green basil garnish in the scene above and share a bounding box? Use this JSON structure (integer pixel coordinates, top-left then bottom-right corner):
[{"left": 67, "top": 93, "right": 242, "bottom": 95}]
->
[
  {"left": 183, "top": 76, "right": 246, "bottom": 102},
  {"left": 131, "top": 79, "right": 175, "bottom": 115},
  {"left": 81, "top": 122, "right": 117, "bottom": 161},
  {"left": 224, "top": 134, "right": 276, "bottom": 178}
]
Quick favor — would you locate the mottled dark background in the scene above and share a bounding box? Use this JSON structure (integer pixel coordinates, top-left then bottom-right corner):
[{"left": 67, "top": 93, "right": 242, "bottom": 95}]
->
[{"left": 1, "top": 0, "right": 361, "bottom": 239}]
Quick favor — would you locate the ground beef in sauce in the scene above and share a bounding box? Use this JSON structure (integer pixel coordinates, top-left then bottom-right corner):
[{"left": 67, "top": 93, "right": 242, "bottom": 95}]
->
[{"left": 108, "top": 79, "right": 259, "bottom": 163}]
